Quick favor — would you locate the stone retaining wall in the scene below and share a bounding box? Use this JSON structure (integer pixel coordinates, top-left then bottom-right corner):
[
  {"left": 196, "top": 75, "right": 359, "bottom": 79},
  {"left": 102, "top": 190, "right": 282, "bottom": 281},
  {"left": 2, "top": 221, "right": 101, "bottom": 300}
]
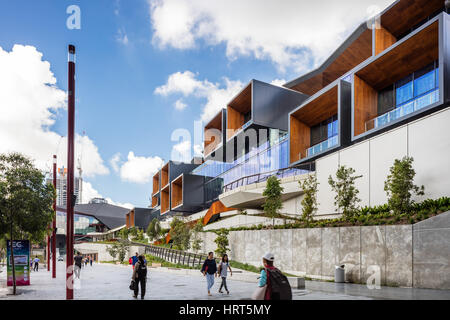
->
[{"left": 195, "top": 211, "right": 450, "bottom": 290}]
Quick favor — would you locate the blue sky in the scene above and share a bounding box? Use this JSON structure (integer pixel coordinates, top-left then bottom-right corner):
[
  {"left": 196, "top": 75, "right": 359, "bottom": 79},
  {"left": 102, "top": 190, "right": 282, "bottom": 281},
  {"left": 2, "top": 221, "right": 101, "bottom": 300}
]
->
[{"left": 0, "top": 0, "right": 394, "bottom": 208}]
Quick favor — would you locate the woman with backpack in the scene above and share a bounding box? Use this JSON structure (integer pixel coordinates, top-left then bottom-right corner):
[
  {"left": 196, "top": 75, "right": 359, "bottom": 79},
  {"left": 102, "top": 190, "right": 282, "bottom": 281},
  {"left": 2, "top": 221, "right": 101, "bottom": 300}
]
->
[
  {"left": 253, "top": 252, "right": 292, "bottom": 300},
  {"left": 218, "top": 254, "right": 232, "bottom": 294},
  {"left": 201, "top": 252, "right": 217, "bottom": 296},
  {"left": 131, "top": 255, "right": 147, "bottom": 299}
]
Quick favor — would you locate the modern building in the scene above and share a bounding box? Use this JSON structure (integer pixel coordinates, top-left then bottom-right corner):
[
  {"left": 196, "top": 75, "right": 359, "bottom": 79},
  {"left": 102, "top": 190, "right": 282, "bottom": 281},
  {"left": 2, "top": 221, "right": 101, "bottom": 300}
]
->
[
  {"left": 47, "top": 167, "right": 82, "bottom": 206},
  {"left": 125, "top": 207, "right": 160, "bottom": 230},
  {"left": 55, "top": 203, "right": 131, "bottom": 253},
  {"left": 148, "top": 0, "right": 450, "bottom": 224}
]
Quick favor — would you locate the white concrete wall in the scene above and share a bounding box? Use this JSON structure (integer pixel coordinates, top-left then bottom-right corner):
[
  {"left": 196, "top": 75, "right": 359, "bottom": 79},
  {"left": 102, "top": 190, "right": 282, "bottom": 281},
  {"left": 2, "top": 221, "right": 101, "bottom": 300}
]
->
[
  {"left": 282, "top": 194, "right": 304, "bottom": 216},
  {"left": 74, "top": 243, "right": 145, "bottom": 262},
  {"left": 316, "top": 107, "right": 450, "bottom": 216}
]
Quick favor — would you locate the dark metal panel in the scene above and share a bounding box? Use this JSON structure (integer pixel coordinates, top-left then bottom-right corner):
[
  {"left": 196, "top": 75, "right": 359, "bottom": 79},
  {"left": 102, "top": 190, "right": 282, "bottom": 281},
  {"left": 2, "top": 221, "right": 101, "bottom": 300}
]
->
[
  {"left": 168, "top": 161, "right": 200, "bottom": 182},
  {"left": 183, "top": 174, "right": 205, "bottom": 210},
  {"left": 443, "top": 13, "right": 450, "bottom": 103},
  {"left": 252, "top": 80, "right": 309, "bottom": 131},
  {"left": 171, "top": 174, "right": 205, "bottom": 213},
  {"left": 339, "top": 80, "right": 352, "bottom": 147}
]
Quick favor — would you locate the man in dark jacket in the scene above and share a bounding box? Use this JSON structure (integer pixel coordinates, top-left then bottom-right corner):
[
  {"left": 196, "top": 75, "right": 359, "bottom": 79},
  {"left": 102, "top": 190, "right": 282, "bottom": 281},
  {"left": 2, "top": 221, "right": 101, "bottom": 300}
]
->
[
  {"left": 74, "top": 253, "right": 83, "bottom": 279},
  {"left": 201, "top": 252, "right": 217, "bottom": 296},
  {"left": 132, "top": 255, "right": 147, "bottom": 299}
]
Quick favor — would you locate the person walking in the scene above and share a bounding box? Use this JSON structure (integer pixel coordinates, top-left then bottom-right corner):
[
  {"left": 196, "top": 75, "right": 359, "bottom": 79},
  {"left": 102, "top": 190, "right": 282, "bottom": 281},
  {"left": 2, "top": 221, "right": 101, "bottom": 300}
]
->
[
  {"left": 33, "top": 256, "right": 40, "bottom": 272},
  {"left": 201, "top": 252, "right": 217, "bottom": 296},
  {"left": 131, "top": 255, "right": 147, "bottom": 299},
  {"left": 218, "top": 254, "right": 232, "bottom": 294},
  {"left": 90, "top": 255, "right": 93, "bottom": 266},
  {"left": 255, "top": 252, "right": 292, "bottom": 300},
  {"left": 85, "top": 256, "right": 89, "bottom": 267},
  {"left": 74, "top": 252, "right": 83, "bottom": 279},
  {"left": 131, "top": 252, "right": 139, "bottom": 269}
]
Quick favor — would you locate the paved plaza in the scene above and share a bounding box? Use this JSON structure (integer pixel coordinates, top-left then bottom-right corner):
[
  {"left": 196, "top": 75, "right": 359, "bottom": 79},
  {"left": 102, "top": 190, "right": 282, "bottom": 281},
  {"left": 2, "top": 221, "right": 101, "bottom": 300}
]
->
[{"left": 1, "top": 262, "right": 450, "bottom": 300}]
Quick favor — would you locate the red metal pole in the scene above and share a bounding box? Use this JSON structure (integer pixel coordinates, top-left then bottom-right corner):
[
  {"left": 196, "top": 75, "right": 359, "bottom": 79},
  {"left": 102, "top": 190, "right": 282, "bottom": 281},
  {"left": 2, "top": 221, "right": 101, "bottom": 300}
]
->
[
  {"left": 47, "top": 234, "right": 50, "bottom": 271},
  {"left": 52, "top": 155, "right": 57, "bottom": 278},
  {"left": 66, "top": 44, "right": 76, "bottom": 300}
]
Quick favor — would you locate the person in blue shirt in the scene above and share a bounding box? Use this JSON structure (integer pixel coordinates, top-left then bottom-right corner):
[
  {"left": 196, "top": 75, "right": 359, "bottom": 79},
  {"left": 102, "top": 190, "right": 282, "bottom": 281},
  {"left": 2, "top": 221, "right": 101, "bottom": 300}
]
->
[
  {"left": 33, "top": 256, "right": 40, "bottom": 272},
  {"left": 201, "top": 252, "right": 218, "bottom": 296},
  {"left": 258, "top": 252, "right": 276, "bottom": 300},
  {"left": 131, "top": 252, "right": 139, "bottom": 269}
]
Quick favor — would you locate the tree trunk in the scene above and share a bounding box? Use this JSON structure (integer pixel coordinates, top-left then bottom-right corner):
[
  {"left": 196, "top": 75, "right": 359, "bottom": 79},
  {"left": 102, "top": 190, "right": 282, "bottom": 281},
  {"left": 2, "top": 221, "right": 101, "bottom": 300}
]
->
[{"left": 10, "top": 220, "right": 16, "bottom": 295}]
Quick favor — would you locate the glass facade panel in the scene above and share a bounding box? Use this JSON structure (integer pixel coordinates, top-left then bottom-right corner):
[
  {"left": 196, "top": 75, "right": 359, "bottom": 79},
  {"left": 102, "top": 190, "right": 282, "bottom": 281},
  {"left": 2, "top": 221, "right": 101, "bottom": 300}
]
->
[
  {"left": 396, "top": 76, "right": 413, "bottom": 105},
  {"left": 366, "top": 61, "right": 439, "bottom": 133},
  {"left": 414, "top": 69, "right": 435, "bottom": 97}
]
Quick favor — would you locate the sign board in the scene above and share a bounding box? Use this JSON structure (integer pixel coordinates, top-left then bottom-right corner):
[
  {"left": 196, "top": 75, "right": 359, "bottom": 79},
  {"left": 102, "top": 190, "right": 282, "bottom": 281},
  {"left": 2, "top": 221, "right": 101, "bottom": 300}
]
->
[{"left": 7, "top": 240, "right": 30, "bottom": 286}]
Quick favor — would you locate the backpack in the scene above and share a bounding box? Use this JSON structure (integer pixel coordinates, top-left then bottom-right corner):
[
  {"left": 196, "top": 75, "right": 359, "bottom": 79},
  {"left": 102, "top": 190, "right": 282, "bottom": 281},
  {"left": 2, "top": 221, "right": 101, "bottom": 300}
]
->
[
  {"left": 266, "top": 268, "right": 292, "bottom": 300},
  {"left": 137, "top": 262, "right": 147, "bottom": 278}
]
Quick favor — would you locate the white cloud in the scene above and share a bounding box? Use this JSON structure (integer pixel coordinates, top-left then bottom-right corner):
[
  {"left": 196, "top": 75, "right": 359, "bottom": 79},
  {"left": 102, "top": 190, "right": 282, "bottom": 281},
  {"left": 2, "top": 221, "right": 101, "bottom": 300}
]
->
[
  {"left": 120, "top": 151, "right": 164, "bottom": 184},
  {"left": 105, "top": 198, "right": 135, "bottom": 210},
  {"left": 193, "top": 144, "right": 203, "bottom": 157},
  {"left": 270, "top": 78, "right": 286, "bottom": 87},
  {"left": 149, "top": 0, "right": 395, "bottom": 73},
  {"left": 116, "top": 29, "right": 129, "bottom": 45},
  {"left": 0, "top": 44, "right": 109, "bottom": 178},
  {"left": 174, "top": 99, "right": 187, "bottom": 110},
  {"left": 171, "top": 140, "right": 191, "bottom": 163},
  {"left": 82, "top": 180, "right": 134, "bottom": 209},
  {"left": 81, "top": 181, "right": 103, "bottom": 203},
  {"left": 110, "top": 153, "right": 121, "bottom": 173},
  {"left": 155, "top": 70, "right": 243, "bottom": 123}
]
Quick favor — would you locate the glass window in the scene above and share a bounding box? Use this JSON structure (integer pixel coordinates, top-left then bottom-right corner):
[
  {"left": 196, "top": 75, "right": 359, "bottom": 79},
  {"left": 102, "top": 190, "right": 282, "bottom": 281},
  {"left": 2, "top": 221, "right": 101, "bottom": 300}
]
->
[
  {"left": 414, "top": 69, "right": 435, "bottom": 97},
  {"left": 435, "top": 67, "right": 439, "bottom": 88},
  {"left": 396, "top": 75, "right": 413, "bottom": 106}
]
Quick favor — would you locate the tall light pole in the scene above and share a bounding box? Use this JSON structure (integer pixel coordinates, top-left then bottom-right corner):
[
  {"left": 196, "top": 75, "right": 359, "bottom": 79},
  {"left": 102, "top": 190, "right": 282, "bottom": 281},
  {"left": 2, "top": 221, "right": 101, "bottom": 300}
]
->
[
  {"left": 47, "top": 230, "right": 50, "bottom": 271},
  {"left": 52, "top": 155, "right": 57, "bottom": 278},
  {"left": 66, "top": 44, "right": 76, "bottom": 300}
]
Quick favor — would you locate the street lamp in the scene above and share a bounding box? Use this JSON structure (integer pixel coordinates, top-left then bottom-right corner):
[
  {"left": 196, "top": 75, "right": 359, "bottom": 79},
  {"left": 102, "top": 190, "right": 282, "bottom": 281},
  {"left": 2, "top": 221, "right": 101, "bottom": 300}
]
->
[
  {"left": 52, "top": 155, "right": 56, "bottom": 278},
  {"left": 66, "top": 44, "right": 76, "bottom": 300}
]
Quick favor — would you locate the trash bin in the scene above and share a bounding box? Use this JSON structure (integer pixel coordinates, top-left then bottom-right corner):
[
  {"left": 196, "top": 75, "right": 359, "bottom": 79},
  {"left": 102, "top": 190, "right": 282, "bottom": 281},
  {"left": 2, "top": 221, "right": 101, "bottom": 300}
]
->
[{"left": 335, "top": 265, "right": 345, "bottom": 283}]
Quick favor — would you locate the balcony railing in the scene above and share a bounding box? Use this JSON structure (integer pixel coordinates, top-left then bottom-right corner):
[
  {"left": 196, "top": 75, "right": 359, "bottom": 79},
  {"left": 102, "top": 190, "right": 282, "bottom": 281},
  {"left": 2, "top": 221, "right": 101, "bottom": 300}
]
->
[
  {"left": 306, "top": 135, "right": 339, "bottom": 158},
  {"left": 365, "top": 89, "right": 439, "bottom": 132},
  {"left": 222, "top": 162, "right": 315, "bottom": 193}
]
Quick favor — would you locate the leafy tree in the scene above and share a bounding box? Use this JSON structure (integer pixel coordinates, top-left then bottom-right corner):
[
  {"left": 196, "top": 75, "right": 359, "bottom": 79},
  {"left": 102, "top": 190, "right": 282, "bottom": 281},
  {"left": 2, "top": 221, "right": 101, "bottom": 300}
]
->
[
  {"left": 299, "top": 174, "right": 319, "bottom": 222},
  {"left": 169, "top": 217, "right": 191, "bottom": 250},
  {"left": 129, "top": 226, "right": 138, "bottom": 238},
  {"left": 384, "top": 156, "right": 425, "bottom": 215},
  {"left": 328, "top": 165, "right": 362, "bottom": 219},
  {"left": 262, "top": 176, "right": 284, "bottom": 226},
  {"left": 106, "top": 244, "right": 118, "bottom": 261},
  {"left": 191, "top": 219, "right": 204, "bottom": 253},
  {"left": 214, "top": 229, "right": 230, "bottom": 257},
  {"left": 106, "top": 240, "right": 130, "bottom": 262},
  {"left": 0, "top": 152, "right": 54, "bottom": 295},
  {"left": 135, "top": 228, "right": 145, "bottom": 241},
  {"left": 118, "top": 227, "right": 129, "bottom": 240},
  {"left": 146, "top": 218, "right": 161, "bottom": 241}
]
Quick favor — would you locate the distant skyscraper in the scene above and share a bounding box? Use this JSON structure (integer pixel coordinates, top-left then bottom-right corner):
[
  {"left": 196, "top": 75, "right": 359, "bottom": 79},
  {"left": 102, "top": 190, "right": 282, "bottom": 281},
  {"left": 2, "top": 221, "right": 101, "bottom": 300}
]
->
[{"left": 47, "top": 167, "right": 82, "bottom": 206}]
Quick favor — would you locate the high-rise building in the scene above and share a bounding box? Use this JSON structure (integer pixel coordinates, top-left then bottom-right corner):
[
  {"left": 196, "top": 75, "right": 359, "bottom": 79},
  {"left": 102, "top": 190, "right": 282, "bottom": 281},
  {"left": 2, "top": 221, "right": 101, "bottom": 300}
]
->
[{"left": 47, "top": 167, "right": 82, "bottom": 206}]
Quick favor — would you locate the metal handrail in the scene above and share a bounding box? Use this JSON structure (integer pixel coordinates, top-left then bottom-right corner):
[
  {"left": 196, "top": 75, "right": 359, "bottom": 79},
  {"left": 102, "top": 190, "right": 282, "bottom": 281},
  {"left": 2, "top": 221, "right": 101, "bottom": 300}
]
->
[
  {"left": 222, "top": 161, "right": 315, "bottom": 193},
  {"left": 136, "top": 243, "right": 220, "bottom": 268}
]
